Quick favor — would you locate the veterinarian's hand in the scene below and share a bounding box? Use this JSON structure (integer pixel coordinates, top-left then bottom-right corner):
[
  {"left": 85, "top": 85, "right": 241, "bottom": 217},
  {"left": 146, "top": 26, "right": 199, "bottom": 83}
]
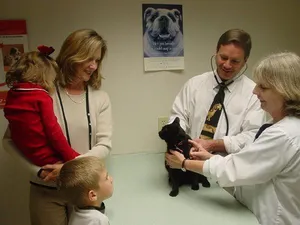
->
[
  {"left": 189, "top": 140, "right": 213, "bottom": 160},
  {"left": 192, "top": 138, "right": 213, "bottom": 151},
  {"left": 42, "top": 162, "right": 64, "bottom": 182},
  {"left": 165, "top": 150, "right": 185, "bottom": 169}
]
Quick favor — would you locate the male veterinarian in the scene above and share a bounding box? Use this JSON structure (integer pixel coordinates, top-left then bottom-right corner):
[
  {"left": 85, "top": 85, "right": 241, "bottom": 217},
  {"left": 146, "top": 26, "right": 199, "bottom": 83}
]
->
[{"left": 168, "top": 28, "right": 266, "bottom": 156}]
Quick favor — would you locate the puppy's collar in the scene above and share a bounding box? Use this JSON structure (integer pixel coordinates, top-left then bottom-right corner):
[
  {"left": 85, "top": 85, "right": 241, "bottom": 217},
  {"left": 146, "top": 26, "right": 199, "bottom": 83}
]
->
[
  {"left": 174, "top": 140, "right": 187, "bottom": 153},
  {"left": 174, "top": 144, "right": 183, "bottom": 153}
]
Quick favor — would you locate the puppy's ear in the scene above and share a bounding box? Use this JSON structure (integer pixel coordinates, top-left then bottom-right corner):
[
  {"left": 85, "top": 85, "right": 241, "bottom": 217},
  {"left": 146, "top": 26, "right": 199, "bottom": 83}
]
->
[
  {"left": 172, "top": 9, "right": 182, "bottom": 21},
  {"left": 144, "top": 7, "right": 156, "bottom": 21}
]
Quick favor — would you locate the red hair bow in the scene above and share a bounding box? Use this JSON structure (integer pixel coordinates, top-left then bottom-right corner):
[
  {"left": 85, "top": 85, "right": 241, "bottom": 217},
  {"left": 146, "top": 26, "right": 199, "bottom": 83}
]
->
[{"left": 37, "top": 45, "right": 55, "bottom": 56}]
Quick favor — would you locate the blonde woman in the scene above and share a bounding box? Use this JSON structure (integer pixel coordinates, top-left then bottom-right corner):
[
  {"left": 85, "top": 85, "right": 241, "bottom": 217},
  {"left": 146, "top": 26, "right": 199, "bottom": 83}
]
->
[
  {"left": 166, "top": 52, "right": 300, "bottom": 225},
  {"left": 3, "top": 29, "right": 113, "bottom": 225}
]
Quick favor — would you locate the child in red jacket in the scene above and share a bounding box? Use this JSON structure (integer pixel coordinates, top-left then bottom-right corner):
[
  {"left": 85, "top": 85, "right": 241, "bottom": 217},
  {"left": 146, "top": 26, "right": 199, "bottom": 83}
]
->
[{"left": 4, "top": 46, "right": 80, "bottom": 166}]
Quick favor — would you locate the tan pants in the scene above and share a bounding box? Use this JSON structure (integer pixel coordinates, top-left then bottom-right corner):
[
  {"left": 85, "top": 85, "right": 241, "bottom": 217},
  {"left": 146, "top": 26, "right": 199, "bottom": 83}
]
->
[{"left": 29, "top": 184, "right": 72, "bottom": 225}]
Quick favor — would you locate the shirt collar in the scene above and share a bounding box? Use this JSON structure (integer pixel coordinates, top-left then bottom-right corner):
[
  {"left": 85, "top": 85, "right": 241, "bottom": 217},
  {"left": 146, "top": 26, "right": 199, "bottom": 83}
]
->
[
  {"left": 12, "top": 82, "right": 44, "bottom": 90},
  {"left": 212, "top": 70, "right": 243, "bottom": 93},
  {"left": 77, "top": 205, "right": 103, "bottom": 212}
]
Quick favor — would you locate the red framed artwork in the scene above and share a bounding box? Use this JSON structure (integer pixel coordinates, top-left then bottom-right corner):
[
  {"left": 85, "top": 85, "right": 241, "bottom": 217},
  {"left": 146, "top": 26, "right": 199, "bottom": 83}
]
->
[{"left": 0, "top": 20, "right": 28, "bottom": 109}]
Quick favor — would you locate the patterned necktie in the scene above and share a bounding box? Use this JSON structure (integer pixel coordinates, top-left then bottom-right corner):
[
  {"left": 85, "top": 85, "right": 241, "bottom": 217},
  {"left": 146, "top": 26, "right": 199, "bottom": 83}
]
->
[
  {"left": 254, "top": 123, "right": 272, "bottom": 141},
  {"left": 200, "top": 82, "right": 227, "bottom": 140}
]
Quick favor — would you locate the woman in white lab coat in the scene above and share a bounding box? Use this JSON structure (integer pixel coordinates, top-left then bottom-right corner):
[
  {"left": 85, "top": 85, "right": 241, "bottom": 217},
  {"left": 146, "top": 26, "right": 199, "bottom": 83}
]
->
[{"left": 166, "top": 52, "right": 300, "bottom": 225}]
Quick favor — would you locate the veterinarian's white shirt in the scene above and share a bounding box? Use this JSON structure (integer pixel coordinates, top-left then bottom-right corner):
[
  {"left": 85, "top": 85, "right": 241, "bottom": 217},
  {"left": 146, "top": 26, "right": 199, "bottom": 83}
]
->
[
  {"left": 203, "top": 116, "right": 300, "bottom": 225},
  {"left": 169, "top": 71, "right": 266, "bottom": 153},
  {"left": 69, "top": 208, "right": 110, "bottom": 225}
]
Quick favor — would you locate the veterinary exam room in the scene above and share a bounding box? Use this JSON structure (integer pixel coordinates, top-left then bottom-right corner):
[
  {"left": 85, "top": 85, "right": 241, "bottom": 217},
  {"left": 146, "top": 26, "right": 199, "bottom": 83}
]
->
[{"left": 1, "top": 0, "right": 300, "bottom": 224}]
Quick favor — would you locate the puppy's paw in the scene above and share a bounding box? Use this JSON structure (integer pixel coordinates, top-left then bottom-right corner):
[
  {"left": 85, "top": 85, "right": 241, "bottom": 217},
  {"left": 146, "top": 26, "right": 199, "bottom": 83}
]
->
[
  {"left": 202, "top": 181, "right": 211, "bottom": 188},
  {"left": 169, "top": 190, "right": 179, "bottom": 197},
  {"left": 191, "top": 183, "right": 199, "bottom": 190}
]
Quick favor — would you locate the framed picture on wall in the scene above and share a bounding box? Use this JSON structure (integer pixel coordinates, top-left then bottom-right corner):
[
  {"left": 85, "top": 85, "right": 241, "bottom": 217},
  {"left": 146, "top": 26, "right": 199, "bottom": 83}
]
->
[
  {"left": 142, "top": 4, "right": 184, "bottom": 71},
  {"left": 0, "top": 20, "right": 28, "bottom": 109}
]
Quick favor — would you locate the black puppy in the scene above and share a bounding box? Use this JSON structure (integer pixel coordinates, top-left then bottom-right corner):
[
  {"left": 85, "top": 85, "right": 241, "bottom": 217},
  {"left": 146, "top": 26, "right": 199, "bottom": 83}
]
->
[{"left": 159, "top": 117, "right": 210, "bottom": 197}]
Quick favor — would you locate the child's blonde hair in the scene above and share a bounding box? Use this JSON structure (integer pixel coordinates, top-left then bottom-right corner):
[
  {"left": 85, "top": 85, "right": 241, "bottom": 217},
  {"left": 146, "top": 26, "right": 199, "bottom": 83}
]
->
[
  {"left": 57, "top": 156, "right": 106, "bottom": 207},
  {"left": 5, "top": 51, "right": 58, "bottom": 93}
]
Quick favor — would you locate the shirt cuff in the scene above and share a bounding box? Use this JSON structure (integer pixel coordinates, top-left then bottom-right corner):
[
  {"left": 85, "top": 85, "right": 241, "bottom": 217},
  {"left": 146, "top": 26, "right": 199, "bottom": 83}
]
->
[
  {"left": 222, "top": 136, "right": 231, "bottom": 153},
  {"left": 203, "top": 160, "right": 211, "bottom": 178},
  {"left": 203, "top": 155, "right": 225, "bottom": 183}
]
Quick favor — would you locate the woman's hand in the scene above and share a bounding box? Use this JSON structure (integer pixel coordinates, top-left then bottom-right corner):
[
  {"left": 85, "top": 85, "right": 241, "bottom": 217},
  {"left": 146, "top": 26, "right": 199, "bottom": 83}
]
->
[
  {"left": 189, "top": 139, "right": 213, "bottom": 160},
  {"left": 38, "top": 169, "right": 51, "bottom": 179},
  {"left": 41, "top": 163, "right": 64, "bottom": 182},
  {"left": 165, "top": 150, "right": 185, "bottom": 169}
]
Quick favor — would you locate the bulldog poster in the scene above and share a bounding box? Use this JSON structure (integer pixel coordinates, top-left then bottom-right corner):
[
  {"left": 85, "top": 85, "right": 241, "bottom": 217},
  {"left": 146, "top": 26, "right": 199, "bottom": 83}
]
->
[
  {"left": 0, "top": 20, "right": 28, "bottom": 109},
  {"left": 142, "top": 4, "right": 184, "bottom": 71}
]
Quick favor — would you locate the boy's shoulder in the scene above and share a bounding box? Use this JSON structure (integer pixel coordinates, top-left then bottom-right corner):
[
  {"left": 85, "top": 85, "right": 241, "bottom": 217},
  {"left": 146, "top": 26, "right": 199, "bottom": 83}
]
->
[{"left": 69, "top": 208, "right": 110, "bottom": 225}]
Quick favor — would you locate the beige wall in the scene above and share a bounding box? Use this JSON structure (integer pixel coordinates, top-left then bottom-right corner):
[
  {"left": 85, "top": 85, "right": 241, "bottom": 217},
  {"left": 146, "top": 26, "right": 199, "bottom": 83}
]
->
[{"left": 0, "top": 0, "right": 299, "bottom": 224}]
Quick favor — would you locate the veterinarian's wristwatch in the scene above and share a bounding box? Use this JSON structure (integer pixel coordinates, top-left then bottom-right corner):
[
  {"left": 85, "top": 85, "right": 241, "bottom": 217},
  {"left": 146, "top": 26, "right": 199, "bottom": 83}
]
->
[{"left": 181, "top": 159, "right": 187, "bottom": 172}]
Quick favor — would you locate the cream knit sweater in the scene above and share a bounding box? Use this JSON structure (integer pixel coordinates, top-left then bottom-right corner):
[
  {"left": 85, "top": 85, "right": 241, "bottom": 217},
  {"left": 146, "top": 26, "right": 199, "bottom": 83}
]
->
[{"left": 2, "top": 86, "right": 113, "bottom": 187}]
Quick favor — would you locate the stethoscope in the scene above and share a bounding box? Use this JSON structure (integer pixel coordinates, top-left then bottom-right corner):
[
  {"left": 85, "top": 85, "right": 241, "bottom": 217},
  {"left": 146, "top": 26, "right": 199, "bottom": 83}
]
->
[{"left": 210, "top": 54, "right": 248, "bottom": 136}]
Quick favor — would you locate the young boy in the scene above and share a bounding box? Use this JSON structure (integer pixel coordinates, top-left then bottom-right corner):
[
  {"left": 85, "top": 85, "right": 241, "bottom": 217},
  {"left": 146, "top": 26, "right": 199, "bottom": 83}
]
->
[{"left": 57, "top": 156, "right": 113, "bottom": 225}]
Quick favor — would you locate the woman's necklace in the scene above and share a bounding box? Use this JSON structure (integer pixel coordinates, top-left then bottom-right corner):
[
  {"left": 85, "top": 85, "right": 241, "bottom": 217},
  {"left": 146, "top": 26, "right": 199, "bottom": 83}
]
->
[
  {"left": 64, "top": 88, "right": 86, "bottom": 104},
  {"left": 56, "top": 85, "right": 92, "bottom": 150}
]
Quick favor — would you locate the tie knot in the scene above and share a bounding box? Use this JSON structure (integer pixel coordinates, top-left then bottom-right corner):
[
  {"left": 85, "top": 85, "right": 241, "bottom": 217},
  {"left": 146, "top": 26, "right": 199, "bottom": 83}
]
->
[
  {"left": 219, "top": 82, "right": 226, "bottom": 90},
  {"left": 219, "top": 80, "right": 233, "bottom": 90}
]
